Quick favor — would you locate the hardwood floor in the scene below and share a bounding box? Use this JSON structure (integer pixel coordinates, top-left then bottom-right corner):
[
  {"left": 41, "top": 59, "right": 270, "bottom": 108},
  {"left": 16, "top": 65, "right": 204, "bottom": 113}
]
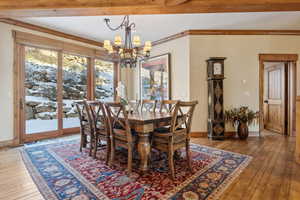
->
[{"left": 0, "top": 132, "right": 299, "bottom": 200}]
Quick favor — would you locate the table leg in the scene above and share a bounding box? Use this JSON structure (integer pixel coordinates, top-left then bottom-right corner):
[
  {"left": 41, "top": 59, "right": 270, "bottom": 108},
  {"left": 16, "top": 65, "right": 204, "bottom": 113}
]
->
[{"left": 137, "top": 132, "right": 151, "bottom": 172}]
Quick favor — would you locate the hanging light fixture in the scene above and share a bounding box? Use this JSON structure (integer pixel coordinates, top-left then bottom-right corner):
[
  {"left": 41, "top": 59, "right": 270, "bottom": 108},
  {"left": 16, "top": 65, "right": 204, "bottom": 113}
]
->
[{"left": 103, "top": 15, "right": 152, "bottom": 68}]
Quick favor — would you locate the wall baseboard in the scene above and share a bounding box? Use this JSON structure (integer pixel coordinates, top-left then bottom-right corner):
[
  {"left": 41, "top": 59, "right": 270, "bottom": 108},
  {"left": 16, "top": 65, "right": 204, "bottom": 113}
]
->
[
  {"left": 190, "top": 131, "right": 260, "bottom": 138},
  {"left": 190, "top": 132, "right": 207, "bottom": 138},
  {"left": 0, "top": 139, "right": 16, "bottom": 148},
  {"left": 190, "top": 131, "right": 236, "bottom": 138}
]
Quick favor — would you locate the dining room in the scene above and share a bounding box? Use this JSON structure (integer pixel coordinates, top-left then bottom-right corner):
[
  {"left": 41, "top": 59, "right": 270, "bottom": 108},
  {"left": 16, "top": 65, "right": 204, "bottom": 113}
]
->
[{"left": 1, "top": 2, "right": 300, "bottom": 200}]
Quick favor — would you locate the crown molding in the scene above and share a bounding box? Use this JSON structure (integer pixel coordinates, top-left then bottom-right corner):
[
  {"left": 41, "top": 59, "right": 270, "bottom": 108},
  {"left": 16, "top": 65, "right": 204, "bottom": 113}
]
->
[
  {"left": 153, "top": 29, "right": 300, "bottom": 46},
  {"left": 152, "top": 31, "right": 189, "bottom": 46},
  {"left": 0, "top": 18, "right": 103, "bottom": 47},
  {"left": 186, "top": 29, "right": 300, "bottom": 35}
]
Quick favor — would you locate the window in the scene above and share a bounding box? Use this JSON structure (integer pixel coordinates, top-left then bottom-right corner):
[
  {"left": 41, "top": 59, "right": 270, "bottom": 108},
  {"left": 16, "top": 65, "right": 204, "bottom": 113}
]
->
[
  {"left": 24, "top": 46, "right": 59, "bottom": 134},
  {"left": 94, "top": 59, "right": 114, "bottom": 102},
  {"left": 62, "top": 54, "right": 88, "bottom": 129},
  {"left": 14, "top": 31, "right": 117, "bottom": 142}
]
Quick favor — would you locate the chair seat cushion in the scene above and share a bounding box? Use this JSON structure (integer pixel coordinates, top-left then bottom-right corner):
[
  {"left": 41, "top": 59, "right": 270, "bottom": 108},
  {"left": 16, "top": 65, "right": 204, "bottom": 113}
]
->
[{"left": 154, "top": 126, "right": 171, "bottom": 133}]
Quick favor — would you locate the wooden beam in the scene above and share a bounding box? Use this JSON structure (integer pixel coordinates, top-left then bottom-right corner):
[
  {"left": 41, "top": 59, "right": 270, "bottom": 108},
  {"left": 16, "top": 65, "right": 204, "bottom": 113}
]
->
[
  {"left": 164, "top": 0, "right": 190, "bottom": 6},
  {"left": 1, "top": 0, "right": 300, "bottom": 17}
]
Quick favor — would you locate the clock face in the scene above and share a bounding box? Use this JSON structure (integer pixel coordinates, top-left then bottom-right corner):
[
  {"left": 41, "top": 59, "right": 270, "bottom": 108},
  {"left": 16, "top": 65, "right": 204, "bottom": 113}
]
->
[{"left": 213, "top": 63, "right": 222, "bottom": 75}]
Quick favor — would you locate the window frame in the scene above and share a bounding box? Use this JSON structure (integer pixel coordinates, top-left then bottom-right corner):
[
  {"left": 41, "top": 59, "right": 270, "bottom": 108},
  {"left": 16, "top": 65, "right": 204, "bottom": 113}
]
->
[{"left": 13, "top": 30, "right": 119, "bottom": 143}]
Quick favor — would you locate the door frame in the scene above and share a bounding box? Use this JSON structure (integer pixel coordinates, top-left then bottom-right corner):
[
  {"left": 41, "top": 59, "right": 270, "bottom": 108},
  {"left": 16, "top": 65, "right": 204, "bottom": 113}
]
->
[
  {"left": 13, "top": 30, "right": 118, "bottom": 144},
  {"left": 259, "top": 54, "right": 298, "bottom": 136}
]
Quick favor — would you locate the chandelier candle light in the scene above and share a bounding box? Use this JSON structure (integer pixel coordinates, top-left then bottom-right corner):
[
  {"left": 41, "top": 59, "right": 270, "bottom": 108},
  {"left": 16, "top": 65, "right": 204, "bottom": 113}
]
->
[{"left": 103, "top": 15, "right": 152, "bottom": 68}]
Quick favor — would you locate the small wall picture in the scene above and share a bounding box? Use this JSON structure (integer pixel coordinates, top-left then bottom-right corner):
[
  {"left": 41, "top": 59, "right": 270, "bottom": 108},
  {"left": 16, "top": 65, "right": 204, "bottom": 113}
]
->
[{"left": 140, "top": 53, "right": 171, "bottom": 100}]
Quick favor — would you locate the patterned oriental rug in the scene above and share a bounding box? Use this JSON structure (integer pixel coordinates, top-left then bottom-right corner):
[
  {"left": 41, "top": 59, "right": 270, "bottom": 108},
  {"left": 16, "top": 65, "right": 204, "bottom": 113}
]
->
[{"left": 21, "top": 140, "right": 252, "bottom": 200}]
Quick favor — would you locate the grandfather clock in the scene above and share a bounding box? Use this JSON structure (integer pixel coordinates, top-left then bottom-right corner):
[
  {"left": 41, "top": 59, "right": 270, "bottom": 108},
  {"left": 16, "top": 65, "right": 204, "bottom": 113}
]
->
[{"left": 207, "top": 57, "right": 226, "bottom": 140}]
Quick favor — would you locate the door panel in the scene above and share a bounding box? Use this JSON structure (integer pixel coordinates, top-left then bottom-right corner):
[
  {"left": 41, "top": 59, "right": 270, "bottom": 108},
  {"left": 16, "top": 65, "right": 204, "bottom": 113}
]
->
[
  {"left": 264, "top": 63, "right": 285, "bottom": 134},
  {"left": 62, "top": 54, "right": 88, "bottom": 129},
  {"left": 24, "top": 46, "right": 59, "bottom": 135}
]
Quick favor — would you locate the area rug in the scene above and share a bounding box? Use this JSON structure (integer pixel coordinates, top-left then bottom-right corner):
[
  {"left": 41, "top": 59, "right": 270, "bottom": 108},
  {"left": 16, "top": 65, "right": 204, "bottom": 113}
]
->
[{"left": 21, "top": 140, "right": 252, "bottom": 200}]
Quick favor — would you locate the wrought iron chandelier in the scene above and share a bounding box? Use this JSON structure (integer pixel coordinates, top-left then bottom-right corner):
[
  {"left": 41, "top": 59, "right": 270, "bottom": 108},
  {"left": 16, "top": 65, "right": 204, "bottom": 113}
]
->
[{"left": 103, "top": 15, "right": 152, "bottom": 68}]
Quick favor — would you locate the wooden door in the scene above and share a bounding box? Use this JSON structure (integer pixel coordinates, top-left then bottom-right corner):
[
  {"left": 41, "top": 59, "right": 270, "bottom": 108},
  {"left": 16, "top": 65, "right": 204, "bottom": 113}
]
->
[{"left": 264, "top": 63, "right": 286, "bottom": 134}]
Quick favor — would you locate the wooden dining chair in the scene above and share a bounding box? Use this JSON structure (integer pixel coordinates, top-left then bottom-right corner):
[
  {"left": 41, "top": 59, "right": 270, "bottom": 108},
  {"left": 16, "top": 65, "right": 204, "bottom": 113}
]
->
[
  {"left": 128, "top": 100, "right": 141, "bottom": 113},
  {"left": 159, "top": 100, "right": 179, "bottom": 113},
  {"left": 151, "top": 100, "right": 198, "bottom": 180},
  {"left": 141, "top": 99, "right": 157, "bottom": 112},
  {"left": 75, "top": 100, "right": 93, "bottom": 156},
  {"left": 86, "top": 101, "right": 111, "bottom": 163},
  {"left": 105, "top": 102, "right": 136, "bottom": 173}
]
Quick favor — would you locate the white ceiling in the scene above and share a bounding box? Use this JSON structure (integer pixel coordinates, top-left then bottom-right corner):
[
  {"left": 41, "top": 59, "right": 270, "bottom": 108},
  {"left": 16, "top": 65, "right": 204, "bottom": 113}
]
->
[{"left": 18, "top": 12, "right": 300, "bottom": 43}]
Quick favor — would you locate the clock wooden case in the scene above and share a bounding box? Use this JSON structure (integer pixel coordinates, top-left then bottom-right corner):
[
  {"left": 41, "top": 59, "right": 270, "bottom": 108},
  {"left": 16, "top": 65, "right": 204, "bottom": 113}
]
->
[{"left": 207, "top": 57, "right": 226, "bottom": 140}]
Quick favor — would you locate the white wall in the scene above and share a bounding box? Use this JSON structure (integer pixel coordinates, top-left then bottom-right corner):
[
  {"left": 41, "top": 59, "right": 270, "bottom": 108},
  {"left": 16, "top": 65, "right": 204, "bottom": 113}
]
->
[
  {"left": 190, "top": 35, "right": 300, "bottom": 132},
  {"left": 130, "top": 34, "right": 300, "bottom": 132},
  {"left": 0, "top": 22, "right": 103, "bottom": 142}
]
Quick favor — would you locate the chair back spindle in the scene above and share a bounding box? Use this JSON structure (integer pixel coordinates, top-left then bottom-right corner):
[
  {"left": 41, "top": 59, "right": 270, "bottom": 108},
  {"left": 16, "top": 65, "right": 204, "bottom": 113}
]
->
[
  {"left": 74, "top": 100, "right": 88, "bottom": 130},
  {"left": 171, "top": 101, "right": 198, "bottom": 134},
  {"left": 86, "top": 101, "right": 108, "bottom": 134},
  {"left": 128, "top": 100, "right": 141, "bottom": 113},
  {"left": 141, "top": 99, "right": 157, "bottom": 112},
  {"left": 105, "top": 103, "right": 133, "bottom": 144},
  {"left": 160, "top": 100, "right": 178, "bottom": 113}
]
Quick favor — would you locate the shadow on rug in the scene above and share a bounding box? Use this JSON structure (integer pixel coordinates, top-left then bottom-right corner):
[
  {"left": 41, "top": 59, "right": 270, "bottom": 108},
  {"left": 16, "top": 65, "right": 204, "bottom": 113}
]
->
[{"left": 21, "top": 140, "right": 252, "bottom": 200}]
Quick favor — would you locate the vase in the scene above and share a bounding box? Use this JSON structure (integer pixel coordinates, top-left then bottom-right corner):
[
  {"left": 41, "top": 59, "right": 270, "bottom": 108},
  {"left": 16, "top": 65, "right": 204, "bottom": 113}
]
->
[{"left": 237, "top": 122, "right": 249, "bottom": 139}]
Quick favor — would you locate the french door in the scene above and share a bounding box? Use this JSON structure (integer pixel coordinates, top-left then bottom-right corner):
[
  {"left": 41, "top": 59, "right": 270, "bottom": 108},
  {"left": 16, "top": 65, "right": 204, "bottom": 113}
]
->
[
  {"left": 22, "top": 46, "right": 61, "bottom": 141},
  {"left": 20, "top": 46, "right": 92, "bottom": 142},
  {"left": 13, "top": 31, "right": 117, "bottom": 144}
]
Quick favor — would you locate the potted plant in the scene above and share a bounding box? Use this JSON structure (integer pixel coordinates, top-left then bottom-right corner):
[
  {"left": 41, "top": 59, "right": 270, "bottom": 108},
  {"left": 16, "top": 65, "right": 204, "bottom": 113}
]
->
[{"left": 225, "top": 106, "right": 259, "bottom": 139}]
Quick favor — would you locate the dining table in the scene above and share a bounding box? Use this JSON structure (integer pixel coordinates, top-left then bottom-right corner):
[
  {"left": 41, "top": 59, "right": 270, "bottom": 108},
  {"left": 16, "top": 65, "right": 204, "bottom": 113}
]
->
[{"left": 121, "top": 111, "right": 174, "bottom": 172}]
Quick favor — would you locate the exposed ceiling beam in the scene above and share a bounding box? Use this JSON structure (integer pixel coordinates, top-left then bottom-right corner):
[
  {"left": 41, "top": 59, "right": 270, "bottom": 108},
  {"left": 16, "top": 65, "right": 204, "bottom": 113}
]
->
[
  {"left": 164, "top": 0, "right": 190, "bottom": 6},
  {"left": 1, "top": 0, "right": 300, "bottom": 17}
]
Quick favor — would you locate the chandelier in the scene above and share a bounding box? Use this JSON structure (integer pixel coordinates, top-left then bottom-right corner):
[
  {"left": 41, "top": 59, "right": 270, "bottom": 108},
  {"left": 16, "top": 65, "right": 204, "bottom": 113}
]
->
[{"left": 103, "top": 15, "right": 152, "bottom": 68}]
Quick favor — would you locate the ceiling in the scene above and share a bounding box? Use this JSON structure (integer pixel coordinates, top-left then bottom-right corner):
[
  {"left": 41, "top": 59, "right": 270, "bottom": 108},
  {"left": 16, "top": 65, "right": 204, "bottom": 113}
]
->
[{"left": 18, "top": 12, "right": 300, "bottom": 43}]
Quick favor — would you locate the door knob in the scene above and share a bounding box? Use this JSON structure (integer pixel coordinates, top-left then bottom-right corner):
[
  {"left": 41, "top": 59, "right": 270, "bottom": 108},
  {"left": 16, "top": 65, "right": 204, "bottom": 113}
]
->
[{"left": 264, "top": 100, "right": 268, "bottom": 103}]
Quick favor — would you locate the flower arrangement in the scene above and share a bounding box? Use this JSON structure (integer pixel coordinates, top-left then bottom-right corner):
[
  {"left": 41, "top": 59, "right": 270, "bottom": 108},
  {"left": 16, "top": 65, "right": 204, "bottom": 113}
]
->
[
  {"left": 225, "top": 106, "right": 259, "bottom": 127},
  {"left": 116, "top": 81, "right": 128, "bottom": 105}
]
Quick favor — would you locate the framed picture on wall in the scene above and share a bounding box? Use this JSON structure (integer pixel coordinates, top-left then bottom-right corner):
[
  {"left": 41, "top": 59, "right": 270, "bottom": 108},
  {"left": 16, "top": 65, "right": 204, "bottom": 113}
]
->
[{"left": 140, "top": 53, "right": 171, "bottom": 100}]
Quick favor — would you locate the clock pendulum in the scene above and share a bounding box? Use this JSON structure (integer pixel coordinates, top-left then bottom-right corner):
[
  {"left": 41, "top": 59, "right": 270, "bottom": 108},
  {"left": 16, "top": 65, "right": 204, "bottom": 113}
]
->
[{"left": 206, "top": 57, "right": 226, "bottom": 140}]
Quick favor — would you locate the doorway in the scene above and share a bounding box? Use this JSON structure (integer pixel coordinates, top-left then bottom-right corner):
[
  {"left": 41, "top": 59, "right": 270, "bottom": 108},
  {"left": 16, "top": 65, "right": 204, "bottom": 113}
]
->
[{"left": 259, "top": 54, "right": 297, "bottom": 136}]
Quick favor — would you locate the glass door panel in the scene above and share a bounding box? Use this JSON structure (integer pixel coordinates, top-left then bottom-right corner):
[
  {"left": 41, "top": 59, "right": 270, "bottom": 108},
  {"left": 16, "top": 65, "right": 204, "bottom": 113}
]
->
[
  {"left": 24, "top": 46, "right": 59, "bottom": 134},
  {"left": 62, "top": 54, "right": 88, "bottom": 129},
  {"left": 94, "top": 59, "right": 114, "bottom": 102}
]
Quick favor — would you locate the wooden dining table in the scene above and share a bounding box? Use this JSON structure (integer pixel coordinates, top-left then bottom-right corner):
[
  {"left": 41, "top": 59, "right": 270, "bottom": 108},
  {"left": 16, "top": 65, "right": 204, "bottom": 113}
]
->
[{"left": 121, "top": 111, "right": 174, "bottom": 172}]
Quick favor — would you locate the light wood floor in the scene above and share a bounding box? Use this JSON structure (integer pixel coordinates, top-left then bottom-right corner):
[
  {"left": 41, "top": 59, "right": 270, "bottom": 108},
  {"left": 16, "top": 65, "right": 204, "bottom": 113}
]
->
[{"left": 0, "top": 132, "right": 299, "bottom": 200}]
